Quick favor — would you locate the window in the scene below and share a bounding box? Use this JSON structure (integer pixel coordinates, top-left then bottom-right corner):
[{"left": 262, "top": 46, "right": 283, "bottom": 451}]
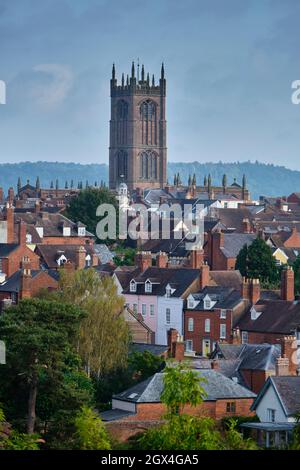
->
[
  {"left": 85, "top": 255, "right": 91, "bottom": 267},
  {"left": 133, "top": 304, "right": 138, "bottom": 314},
  {"left": 226, "top": 402, "right": 236, "bottom": 413},
  {"left": 117, "top": 100, "right": 128, "bottom": 120},
  {"left": 205, "top": 318, "right": 210, "bottom": 333},
  {"left": 150, "top": 304, "right": 155, "bottom": 316},
  {"left": 185, "top": 340, "right": 193, "bottom": 352},
  {"left": 220, "top": 324, "right": 226, "bottom": 339},
  {"left": 116, "top": 150, "right": 128, "bottom": 179},
  {"left": 241, "top": 331, "right": 248, "bottom": 344},
  {"left": 166, "top": 308, "right": 171, "bottom": 324},
  {"left": 142, "top": 304, "right": 147, "bottom": 316},
  {"left": 166, "top": 287, "right": 171, "bottom": 298},
  {"left": 220, "top": 309, "right": 226, "bottom": 319},
  {"left": 140, "top": 151, "right": 158, "bottom": 180},
  {"left": 267, "top": 409, "right": 276, "bottom": 423},
  {"left": 0, "top": 258, "right": 2, "bottom": 273},
  {"left": 187, "top": 298, "right": 194, "bottom": 309},
  {"left": 130, "top": 280, "right": 136, "bottom": 292},
  {"left": 145, "top": 281, "right": 152, "bottom": 293},
  {"left": 188, "top": 318, "right": 194, "bottom": 332},
  {"left": 204, "top": 300, "right": 211, "bottom": 310},
  {"left": 63, "top": 227, "right": 71, "bottom": 237},
  {"left": 78, "top": 227, "right": 86, "bottom": 236}
]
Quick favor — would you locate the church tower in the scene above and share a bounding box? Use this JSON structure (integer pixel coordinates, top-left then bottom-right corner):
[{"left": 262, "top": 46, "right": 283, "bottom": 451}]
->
[{"left": 109, "top": 62, "right": 167, "bottom": 191}]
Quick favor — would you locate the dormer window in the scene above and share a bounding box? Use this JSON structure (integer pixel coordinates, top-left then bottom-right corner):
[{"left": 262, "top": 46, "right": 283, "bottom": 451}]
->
[
  {"left": 250, "top": 307, "right": 262, "bottom": 321},
  {"left": 166, "top": 286, "right": 171, "bottom": 298},
  {"left": 63, "top": 226, "right": 71, "bottom": 237},
  {"left": 204, "top": 299, "right": 211, "bottom": 310},
  {"left": 26, "top": 233, "right": 32, "bottom": 244},
  {"left": 36, "top": 226, "right": 44, "bottom": 238},
  {"left": 85, "top": 254, "right": 91, "bottom": 267},
  {"left": 130, "top": 280, "right": 137, "bottom": 292},
  {"left": 187, "top": 297, "right": 195, "bottom": 309},
  {"left": 78, "top": 227, "right": 86, "bottom": 237},
  {"left": 56, "top": 254, "right": 67, "bottom": 266},
  {"left": 145, "top": 280, "right": 152, "bottom": 293}
]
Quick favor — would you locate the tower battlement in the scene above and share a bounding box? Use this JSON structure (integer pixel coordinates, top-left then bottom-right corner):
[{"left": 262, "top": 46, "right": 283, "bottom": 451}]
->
[{"left": 110, "top": 62, "right": 166, "bottom": 97}]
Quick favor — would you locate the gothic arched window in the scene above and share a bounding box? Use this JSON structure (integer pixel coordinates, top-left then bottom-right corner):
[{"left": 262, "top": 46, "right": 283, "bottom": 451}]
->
[
  {"left": 117, "top": 100, "right": 128, "bottom": 120},
  {"left": 116, "top": 150, "right": 128, "bottom": 179},
  {"left": 140, "top": 151, "right": 158, "bottom": 180},
  {"left": 140, "top": 100, "right": 156, "bottom": 121},
  {"left": 140, "top": 100, "right": 157, "bottom": 145}
]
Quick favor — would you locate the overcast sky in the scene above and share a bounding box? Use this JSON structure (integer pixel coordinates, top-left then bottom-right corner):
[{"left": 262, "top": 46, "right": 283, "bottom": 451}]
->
[{"left": 0, "top": 0, "right": 299, "bottom": 169}]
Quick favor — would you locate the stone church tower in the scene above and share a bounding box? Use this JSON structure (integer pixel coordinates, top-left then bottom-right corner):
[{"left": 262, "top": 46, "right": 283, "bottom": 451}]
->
[{"left": 109, "top": 62, "right": 167, "bottom": 191}]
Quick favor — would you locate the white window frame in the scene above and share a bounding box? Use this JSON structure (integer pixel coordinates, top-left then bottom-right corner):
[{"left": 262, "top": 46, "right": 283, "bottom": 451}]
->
[
  {"left": 166, "top": 308, "right": 171, "bottom": 324},
  {"left": 133, "top": 303, "right": 138, "bottom": 314},
  {"left": 204, "top": 300, "right": 211, "bottom": 310},
  {"left": 187, "top": 299, "right": 194, "bottom": 309},
  {"left": 267, "top": 409, "right": 276, "bottom": 423},
  {"left": 188, "top": 317, "right": 194, "bottom": 332},
  {"left": 220, "top": 309, "right": 226, "bottom": 319},
  {"left": 241, "top": 331, "right": 248, "bottom": 344},
  {"left": 142, "top": 304, "right": 147, "bottom": 316},
  {"left": 145, "top": 280, "right": 152, "bottom": 293},
  {"left": 205, "top": 318, "right": 210, "bottom": 333},
  {"left": 220, "top": 323, "right": 226, "bottom": 339},
  {"left": 130, "top": 280, "right": 137, "bottom": 292},
  {"left": 185, "top": 340, "right": 193, "bottom": 352},
  {"left": 150, "top": 304, "right": 155, "bottom": 316}
]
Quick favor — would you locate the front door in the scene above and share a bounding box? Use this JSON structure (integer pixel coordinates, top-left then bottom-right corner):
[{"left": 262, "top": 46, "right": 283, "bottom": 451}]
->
[{"left": 202, "top": 339, "right": 211, "bottom": 357}]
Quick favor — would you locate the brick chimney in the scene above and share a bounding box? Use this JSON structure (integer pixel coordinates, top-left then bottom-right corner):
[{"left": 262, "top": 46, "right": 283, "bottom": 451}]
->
[
  {"left": 0, "top": 187, "right": 3, "bottom": 202},
  {"left": 211, "top": 230, "right": 224, "bottom": 269},
  {"left": 135, "top": 251, "right": 152, "bottom": 272},
  {"left": 8, "top": 187, "right": 14, "bottom": 205},
  {"left": 190, "top": 248, "right": 204, "bottom": 269},
  {"left": 281, "top": 266, "right": 294, "bottom": 301},
  {"left": 200, "top": 263, "right": 210, "bottom": 290},
  {"left": 211, "top": 360, "right": 220, "bottom": 370},
  {"left": 20, "top": 256, "right": 32, "bottom": 299},
  {"left": 18, "top": 220, "right": 27, "bottom": 246},
  {"left": 281, "top": 336, "right": 298, "bottom": 375},
  {"left": 275, "top": 357, "right": 290, "bottom": 376},
  {"left": 92, "top": 253, "right": 99, "bottom": 267},
  {"left": 242, "top": 218, "right": 251, "bottom": 234},
  {"left": 242, "top": 278, "right": 260, "bottom": 304},
  {"left": 5, "top": 204, "right": 14, "bottom": 244},
  {"left": 156, "top": 251, "right": 168, "bottom": 268},
  {"left": 167, "top": 328, "right": 185, "bottom": 362},
  {"left": 63, "top": 260, "right": 75, "bottom": 274},
  {"left": 75, "top": 246, "right": 87, "bottom": 270}
]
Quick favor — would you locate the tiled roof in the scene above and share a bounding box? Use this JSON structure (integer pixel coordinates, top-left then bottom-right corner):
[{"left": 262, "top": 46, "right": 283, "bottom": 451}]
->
[
  {"left": 221, "top": 233, "right": 256, "bottom": 258},
  {"left": 113, "top": 370, "right": 256, "bottom": 403},
  {"left": 36, "top": 244, "right": 97, "bottom": 269},
  {"left": 272, "top": 376, "right": 300, "bottom": 416},
  {"left": 0, "top": 243, "right": 19, "bottom": 257},
  {"left": 187, "top": 286, "right": 243, "bottom": 310}
]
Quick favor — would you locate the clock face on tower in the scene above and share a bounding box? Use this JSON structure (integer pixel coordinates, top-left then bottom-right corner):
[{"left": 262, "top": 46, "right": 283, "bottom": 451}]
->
[{"left": 109, "top": 62, "right": 167, "bottom": 191}]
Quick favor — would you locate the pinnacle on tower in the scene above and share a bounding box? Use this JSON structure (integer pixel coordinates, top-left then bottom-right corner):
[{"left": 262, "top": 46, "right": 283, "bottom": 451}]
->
[
  {"left": 141, "top": 64, "right": 145, "bottom": 82},
  {"left": 152, "top": 74, "right": 155, "bottom": 86},
  {"left": 161, "top": 62, "right": 165, "bottom": 80},
  {"left": 146, "top": 72, "right": 150, "bottom": 86},
  {"left": 131, "top": 61, "right": 135, "bottom": 78},
  {"left": 121, "top": 73, "right": 124, "bottom": 87},
  {"left": 112, "top": 63, "right": 115, "bottom": 80}
]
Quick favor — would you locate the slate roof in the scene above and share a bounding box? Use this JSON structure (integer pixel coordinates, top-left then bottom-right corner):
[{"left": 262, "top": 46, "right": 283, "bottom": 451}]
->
[
  {"left": 0, "top": 269, "right": 58, "bottom": 293},
  {"left": 100, "top": 409, "right": 135, "bottom": 421},
  {"left": 0, "top": 244, "right": 19, "bottom": 257},
  {"left": 252, "top": 376, "right": 300, "bottom": 417},
  {"left": 130, "top": 343, "right": 168, "bottom": 357},
  {"left": 221, "top": 233, "right": 256, "bottom": 258},
  {"left": 187, "top": 286, "right": 243, "bottom": 310},
  {"left": 214, "top": 208, "right": 254, "bottom": 232},
  {"left": 237, "top": 300, "right": 300, "bottom": 334},
  {"left": 36, "top": 244, "right": 97, "bottom": 269},
  {"left": 113, "top": 370, "right": 256, "bottom": 403},
  {"left": 123, "top": 267, "right": 199, "bottom": 297},
  {"left": 208, "top": 270, "right": 243, "bottom": 291}
]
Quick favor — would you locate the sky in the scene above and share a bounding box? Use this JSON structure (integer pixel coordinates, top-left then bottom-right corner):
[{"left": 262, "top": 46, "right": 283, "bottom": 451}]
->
[{"left": 0, "top": 0, "right": 300, "bottom": 169}]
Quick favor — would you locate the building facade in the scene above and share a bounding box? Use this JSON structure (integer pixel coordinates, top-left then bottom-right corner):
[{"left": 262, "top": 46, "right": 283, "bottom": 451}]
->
[{"left": 109, "top": 62, "right": 167, "bottom": 191}]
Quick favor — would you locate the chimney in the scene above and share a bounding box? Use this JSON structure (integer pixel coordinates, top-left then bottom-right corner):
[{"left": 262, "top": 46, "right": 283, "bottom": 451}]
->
[
  {"left": 275, "top": 357, "right": 290, "bottom": 376},
  {"left": 242, "top": 278, "right": 260, "bottom": 304},
  {"left": 281, "top": 266, "right": 294, "bottom": 302},
  {"left": 34, "top": 200, "right": 41, "bottom": 214},
  {"left": 8, "top": 187, "right": 14, "bottom": 205},
  {"left": 0, "top": 187, "right": 3, "bottom": 202},
  {"left": 20, "top": 256, "right": 32, "bottom": 300},
  {"left": 18, "top": 220, "right": 27, "bottom": 246},
  {"left": 75, "top": 246, "right": 87, "bottom": 270},
  {"left": 156, "top": 251, "right": 168, "bottom": 268},
  {"left": 211, "top": 230, "right": 224, "bottom": 269},
  {"left": 200, "top": 263, "right": 210, "bottom": 290},
  {"left": 92, "top": 253, "right": 99, "bottom": 267},
  {"left": 242, "top": 218, "right": 251, "bottom": 234},
  {"left": 167, "top": 329, "right": 184, "bottom": 362},
  {"left": 5, "top": 204, "right": 14, "bottom": 244},
  {"left": 135, "top": 251, "right": 152, "bottom": 272},
  {"left": 63, "top": 260, "right": 75, "bottom": 274},
  {"left": 190, "top": 248, "right": 204, "bottom": 269},
  {"left": 281, "top": 335, "right": 298, "bottom": 375},
  {"left": 211, "top": 360, "right": 219, "bottom": 370}
]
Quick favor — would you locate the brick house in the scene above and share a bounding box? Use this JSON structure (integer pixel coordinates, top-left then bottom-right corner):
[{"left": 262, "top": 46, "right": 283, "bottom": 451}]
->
[
  {"left": 35, "top": 244, "right": 99, "bottom": 270},
  {"left": 209, "top": 230, "right": 256, "bottom": 271},
  {"left": 101, "top": 369, "right": 256, "bottom": 441},
  {"left": 0, "top": 243, "right": 40, "bottom": 278}
]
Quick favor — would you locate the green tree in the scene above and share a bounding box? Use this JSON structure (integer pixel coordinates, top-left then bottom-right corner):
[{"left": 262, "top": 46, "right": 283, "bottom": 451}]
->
[
  {"left": 0, "top": 299, "right": 85, "bottom": 434},
  {"left": 57, "top": 269, "right": 130, "bottom": 378},
  {"left": 64, "top": 187, "right": 118, "bottom": 242},
  {"left": 114, "top": 247, "right": 136, "bottom": 266},
  {"left": 235, "top": 238, "right": 279, "bottom": 286},
  {"left": 161, "top": 362, "right": 207, "bottom": 415},
  {"left": 73, "top": 406, "right": 111, "bottom": 450}
]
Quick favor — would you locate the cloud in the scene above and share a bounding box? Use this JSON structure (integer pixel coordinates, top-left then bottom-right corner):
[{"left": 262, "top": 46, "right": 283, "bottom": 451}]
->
[{"left": 31, "top": 64, "right": 74, "bottom": 110}]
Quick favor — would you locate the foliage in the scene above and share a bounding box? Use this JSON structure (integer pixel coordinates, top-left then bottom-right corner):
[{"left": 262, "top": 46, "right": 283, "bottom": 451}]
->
[
  {"left": 222, "top": 418, "right": 258, "bottom": 450},
  {"left": 73, "top": 406, "right": 111, "bottom": 450},
  {"left": 3, "top": 431, "right": 40, "bottom": 450},
  {"left": 161, "top": 362, "right": 207, "bottom": 415},
  {"left": 293, "top": 255, "right": 300, "bottom": 295},
  {"left": 235, "top": 238, "right": 279, "bottom": 287},
  {"left": 64, "top": 187, "right": 118, "bottom": 242},
  {"left": 0, "top": 299, "right": 85, "bottom": 433},
  {"left": 95, "top": 350, "right": 165, "bottom": 408},
  {"left": 57, "top": 269, "right": 130, "bottom": 378},
  {"left": 114, "top": 247, "right": 136, "bottom": 266}
]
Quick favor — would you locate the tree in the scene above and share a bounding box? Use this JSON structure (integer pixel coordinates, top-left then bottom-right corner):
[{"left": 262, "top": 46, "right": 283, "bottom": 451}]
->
[
  {"left": 17, "top": 177, "right": 21, "bottom": 194},
  {"left": 73, "top": 406, "right": 111, "bottom": 450},
  {"left": 64, "top": 187, "right": 118, "bottom": 242},
  {"left": 35, "top": 176, "right": 40, "bottom": 190},
  {"left": 0, "top": 299, "right": 85, "bottom": 434},
  {"left": 293, "top": 255, "right": 300, "bottom": 295},
  {"left": 161, "top": 362, "right": 207, "bottom": 415},
  {"left": 114, "top": 247, "right": 136, "bottom": 266},
  {"left": 235, "top": 238, "right": 279, "bottom": 286},
  {"left": 57, "top": 269, "right": 130, "bottom": 378}
]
